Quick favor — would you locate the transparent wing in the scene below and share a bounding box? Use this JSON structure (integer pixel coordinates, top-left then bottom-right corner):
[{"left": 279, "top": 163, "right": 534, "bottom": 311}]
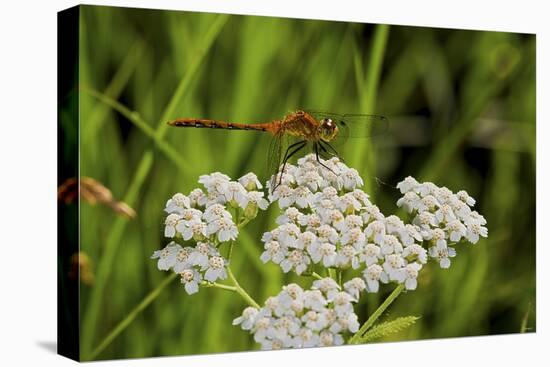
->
[
  {"left": 305, "top": 111, "right": 389, "bottom": 139},
  {"left": 266, "top": 132, "right": 305, "bottom": 190},
  {"left": 266, "top": 132, "right": 286, "bottom": 188},
  {"left": 264, "top": 135, "right": 283, "bottom": 187}
]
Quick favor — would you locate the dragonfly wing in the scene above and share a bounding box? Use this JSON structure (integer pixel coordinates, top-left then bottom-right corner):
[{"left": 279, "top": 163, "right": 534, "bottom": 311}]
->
[
  {"left": 266, "top": 132, "right": 307, "bottom": 190},
  {"left": 340, "top": 114, "right": 389, "bottom": 138},
  {"left": 266, "top": 131, "right": 285, "bottom": 188},
  {"left": 305, "top": 111, "right": 389, "bottom": 139}
]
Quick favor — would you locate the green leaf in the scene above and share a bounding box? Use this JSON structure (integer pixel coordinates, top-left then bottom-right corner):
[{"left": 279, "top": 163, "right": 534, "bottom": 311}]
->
[{"left": 358, "top": 316, "right": 419, "bottom": 343}]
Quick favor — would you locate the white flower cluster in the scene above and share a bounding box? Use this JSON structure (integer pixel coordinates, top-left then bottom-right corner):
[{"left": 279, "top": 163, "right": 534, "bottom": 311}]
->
[
  {"left": 151, "top": 241, "right": 227, "bottom": 294},
  {"left": 262, "top": 154, "right": 487, "bottom": 293},
  {"left": 233, "top": 278, "right": 364, "bottom": 349},
  {"left": 263, "top": 155, "right": 424, "bottom": 291},
  {"left": 151, "top": 172, "right": 269, "bottom": 294},
  {"left": 396, "top": 176, "right": 488, "bottom": 268}
]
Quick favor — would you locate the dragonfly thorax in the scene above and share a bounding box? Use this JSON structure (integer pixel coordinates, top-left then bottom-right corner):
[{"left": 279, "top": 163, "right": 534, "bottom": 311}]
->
[{"left": 319, "top": 118, "right": 339, "bottom": 142}]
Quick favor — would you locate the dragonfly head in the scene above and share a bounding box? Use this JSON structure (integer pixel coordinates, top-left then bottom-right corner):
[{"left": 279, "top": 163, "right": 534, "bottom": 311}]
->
[{"left": 319, "top": 118, "right": 339, "bottom": 142}]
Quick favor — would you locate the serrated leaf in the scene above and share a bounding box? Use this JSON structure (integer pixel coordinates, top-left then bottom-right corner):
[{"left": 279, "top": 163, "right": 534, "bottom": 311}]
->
[{"left": 358, "top": 316, "right": 419, "bottom": 343}]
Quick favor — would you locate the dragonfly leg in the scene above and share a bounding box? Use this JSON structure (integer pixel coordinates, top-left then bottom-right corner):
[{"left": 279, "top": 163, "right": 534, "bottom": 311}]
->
[
  {"left": 320, "top": 141, "right": 345, "bottom": 163},
  {"left": 318, "top": 142, "right": 337, "bottom": 159},
  {"left": 272, "top": 140, "right": 305, "bottom": 188},
  {"left": 281, "top": 140, "right": 307, "bottom": 163},
  {"left": 314, "top": 143, "right": 336, "bottom": 173},
  {"left": 275, "top": 140, "right": 307, "bottom": 188}
]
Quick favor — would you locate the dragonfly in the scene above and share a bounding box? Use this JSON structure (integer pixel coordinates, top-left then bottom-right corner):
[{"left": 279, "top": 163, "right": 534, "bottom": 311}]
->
[{"left": 168, "top": 110, "right": 388, "bottom": 188}]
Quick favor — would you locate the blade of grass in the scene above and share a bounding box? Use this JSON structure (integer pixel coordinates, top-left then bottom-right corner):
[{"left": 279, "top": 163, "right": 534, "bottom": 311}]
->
[
  {"left": 353, "top": 45, "right": 365, "bottom": 93},
  {"left": 82, "top": 87, "right": 190, "bottom": 172},
  {"left": 362, "top": 24, "right": 390, "bottom": 114},
  {"left": 348, "top": 24, "right": 390, "bottom": 195},
  {"left": 81, "top": 14, "right": 229, "bottom": 359},
  {"left": 317, "top": 25, "right": 354, "bottom": 107},
  {"left": 88, "top": 272, "right": 178, "bottom": 360},
  {"left": 82, "top": 40, "right": 144, "bottom": 146},
  {"left": 520, "top": 302, "right": 532, "bottom": 333},
  {"left": 419, "top": 52, "right": 523, "bottom": 182}
]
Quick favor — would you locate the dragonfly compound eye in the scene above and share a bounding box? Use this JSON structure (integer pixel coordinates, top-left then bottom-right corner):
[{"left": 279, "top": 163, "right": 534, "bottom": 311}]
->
[{"left": 320, "top": 118, "right": 338, "bottom": 142}]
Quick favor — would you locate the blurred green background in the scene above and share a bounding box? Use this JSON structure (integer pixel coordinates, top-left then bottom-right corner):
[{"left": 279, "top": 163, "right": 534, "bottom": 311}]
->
[{"left": 60, "top": 4, "right": 536, "bottom": 361}]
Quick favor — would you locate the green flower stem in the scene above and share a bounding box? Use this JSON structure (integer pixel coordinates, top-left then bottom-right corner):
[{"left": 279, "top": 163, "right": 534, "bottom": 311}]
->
[
  {"left": 328, "top": 268, "right": 337, "bottom": 280},
  {"left": 203, "top": 281, "right": 237, "bottom": 292},
  {"left": 348, "top": 283, "right": 405, "bottom": 345},
  {"left": 227, "top": 267, "right": 260, "bottom": 309},
  {"left": 312, "top": 272, "right": 324, "bottom": 280},
  {"left": 239, "top": 218, "right": 252, "bottom": 227},
  {"left": 227, "top": 241, "right": 235, "bottom": 260},
  {"left": 300, "top": 271, "right": 324, "bottom": 280},
  {"left": 87, "top": 272, "right": 178, "bottom": 361}
]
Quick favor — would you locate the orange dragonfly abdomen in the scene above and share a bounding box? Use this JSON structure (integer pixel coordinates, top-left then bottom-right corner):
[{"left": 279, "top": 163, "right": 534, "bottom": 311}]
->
[{"left": 168, "top": 118, "right": 282, "bottom": 135}]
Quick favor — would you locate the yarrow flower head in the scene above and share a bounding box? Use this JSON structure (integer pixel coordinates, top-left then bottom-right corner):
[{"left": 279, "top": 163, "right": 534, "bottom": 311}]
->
[
  {"left": 396, "top": 176, "right": 488, "bottom": 268},
  {"left": 261, "top": 154, "right": 487, "bottom": 297},
  {"left": 233, "top": 280, "right": 360, "bottom": 350},
  {"left": 262, "top": 155, "right": 429, "bottom": 294},
  {"left": 151, "top": 172, "right": 269, "bottom": 294}
]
